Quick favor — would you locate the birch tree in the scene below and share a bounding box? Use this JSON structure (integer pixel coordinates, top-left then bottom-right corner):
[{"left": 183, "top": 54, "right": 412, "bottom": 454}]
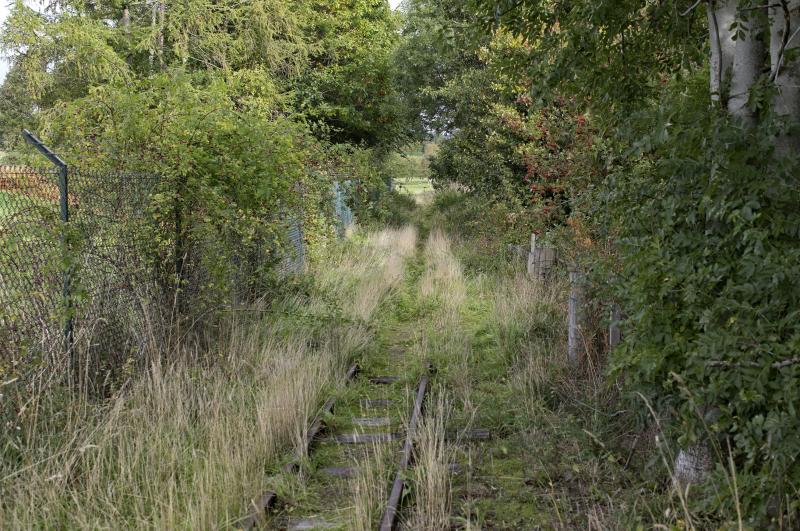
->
[{"left": 436, "top": 0, "right": 800, "bottom": 522}]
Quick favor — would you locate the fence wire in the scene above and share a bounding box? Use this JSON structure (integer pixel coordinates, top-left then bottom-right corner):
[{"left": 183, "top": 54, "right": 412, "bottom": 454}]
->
[
  {"left": 0, "top": 166, "right": 64, "bottom": 375},
  {"left": 0, "top": 163, "right": 359, "bottom": 392}
]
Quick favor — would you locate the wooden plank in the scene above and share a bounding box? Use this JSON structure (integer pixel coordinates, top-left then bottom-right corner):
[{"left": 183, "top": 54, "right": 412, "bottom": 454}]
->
[
  {"left": 239, "top": 492, "right": 277, "bottom": 530},
  {"left": 360, "top": 399, "right": 393, "bottom": 408},
  {"left": 352, "top": 416, "right": 391, "bottom": 427},
  {"left": 320, "top": 466, "right": 358, "bottom": 478},
  {"left": 447, "top": 428, "right": 491, "bottom": 441},
  {"left": 369, "top": 376, "right": 401, "bottom": 385},
  {"left": 287, "top": 518, "right": 337, "bottom": 530},
  {"left": 333, "top": 432, "right": 403, "bottom": 444}
]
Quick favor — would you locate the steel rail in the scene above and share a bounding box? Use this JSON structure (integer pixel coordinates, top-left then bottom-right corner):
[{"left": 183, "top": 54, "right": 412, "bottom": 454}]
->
[
  {"left": 378, "top": 374, "right": 430, "bottom": 531},
  {"left": 239, "top": 362, "right": 360, "bottom": 530}
]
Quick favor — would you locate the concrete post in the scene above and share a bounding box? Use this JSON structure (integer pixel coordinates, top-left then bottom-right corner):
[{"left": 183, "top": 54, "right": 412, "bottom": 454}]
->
[{"left": 568, "top": 269, "right": 585, "bottom": 368}]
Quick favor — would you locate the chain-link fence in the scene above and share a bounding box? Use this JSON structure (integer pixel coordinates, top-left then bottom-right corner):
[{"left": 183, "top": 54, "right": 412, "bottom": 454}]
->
[
  {"left": 0, "top": 168, "right": 315, "bottom": 392},
  {"left": 0, "top": 164, "right": 170, "bottom": 389},
  {"left": 1, "top": 135, "right": 362, "bottom": 394},
  {"left": 334, "top": 180, "right": 355, "bottom": 236},
  {"left": 0, "top": 165, "right": 65, "bottom": 377}
]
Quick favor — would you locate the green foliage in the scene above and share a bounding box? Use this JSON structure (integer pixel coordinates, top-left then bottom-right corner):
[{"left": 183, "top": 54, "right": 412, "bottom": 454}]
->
[
  {"left": 470, "top": 0, "right": 706, "bottom": 118},
  {"left": 0, "top": 0, "right": 409, "bottom": 262},
  {"left": 600, "top": 83, "right": 800, "bottom": 523},
  {"left": 400, "top": 0, "right": 800, "bottom": 524},
  {"left": 0, "top": 0, "right": 409, "bottom": 407},
  {"left": 298, "top": 0, "right": 404, "bottom": 146}
]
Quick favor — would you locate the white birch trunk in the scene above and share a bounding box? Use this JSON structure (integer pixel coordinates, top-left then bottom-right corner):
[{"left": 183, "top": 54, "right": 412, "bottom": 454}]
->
[
  {"left": 674, "top": 1, "right": 741, "bottom": 489},
  {"left": 728, "top": 7, "right": 767, "bottom": 124},
  {"left": 708, "top": 0, "right": 737, "bottom": 104},
  {"left": 770, "top": 1, "right": 800, "bottom": 156},
  {"left": 673, "top": 443, "right": 712, "bottom": 489}
]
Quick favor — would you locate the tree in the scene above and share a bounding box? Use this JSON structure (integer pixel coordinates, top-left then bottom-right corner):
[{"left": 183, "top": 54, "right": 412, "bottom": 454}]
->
[
  {"left": 297, "top": 0, "right": 404, "bottom": 147},
  {"left": 404, "top": 0, "right": 800, "bottom": 522}
]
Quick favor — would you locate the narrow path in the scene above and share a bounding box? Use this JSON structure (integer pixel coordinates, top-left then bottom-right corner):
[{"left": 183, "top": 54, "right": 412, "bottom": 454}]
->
[
  {"left": 252, "top": 226, "right": 443, "bottom": 529},
  {"left": 247, "top": 221, "right": 576, "bottom": 529}
]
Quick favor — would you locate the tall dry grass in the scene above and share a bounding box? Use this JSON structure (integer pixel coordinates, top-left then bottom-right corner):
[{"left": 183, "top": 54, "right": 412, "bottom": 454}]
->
[
  {"left": 0, "top": 225, "right": 417, "bottom": 529},
  {"left": 349, "top": 440, "right": 394, "bottom": 531},
  {"left": 407, "top": 392, "right": 454, "bottom": 530},
  {"left": 489, "top": 271, "right": 566, "bottom": 409},
  {"left": 317, "top": 226, "right": 417, "bottom": 322},
  {"left": 419, "top": 228, "right": 465, "bottom": 313},
  {"left": 418, "top": 229, "right": 473, "bottom": 412}
]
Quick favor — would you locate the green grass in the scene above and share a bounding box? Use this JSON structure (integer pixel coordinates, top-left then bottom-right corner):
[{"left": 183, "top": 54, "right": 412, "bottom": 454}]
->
[{"left": 1, "top": 197, "right": 684, "bottom": 529}]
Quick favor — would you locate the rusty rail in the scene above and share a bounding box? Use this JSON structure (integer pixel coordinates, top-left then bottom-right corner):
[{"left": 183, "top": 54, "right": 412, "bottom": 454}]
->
[
  {"left": 239, "top": 362, "right": 360, "bottom": 530},
  {"left": 379, "top": 374, "right": 430, "bottom": 531}
]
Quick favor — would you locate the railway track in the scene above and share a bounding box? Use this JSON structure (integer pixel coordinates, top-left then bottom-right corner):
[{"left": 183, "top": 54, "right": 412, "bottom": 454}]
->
[
  {"left": 237, "top": 355, "right": 490, "bottom": 530},
  {"left": 237, "top": 360, "right": 437, "bottom": 530}
]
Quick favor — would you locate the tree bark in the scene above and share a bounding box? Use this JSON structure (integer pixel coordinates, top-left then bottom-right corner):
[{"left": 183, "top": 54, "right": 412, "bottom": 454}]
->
[
  {"left": 770, "top": 0, "right": 800, "bottom": 156},
  {"left": 728, "top": 5, "right": 768, "bottom": 124},
  {"left": 708, "top": 0, "right": 737, "bottom": 104},
  {"left": 676, "top": 1, "right": 741, "bottom": 490},
  {"left": 673, "top": 443, "right": 712, "bottom": 489}
]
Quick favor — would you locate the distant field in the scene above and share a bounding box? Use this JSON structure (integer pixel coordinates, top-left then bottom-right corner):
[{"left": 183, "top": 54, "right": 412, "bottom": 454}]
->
[{"left": 395, "top": 177, "right": 433, "bottom": 195}]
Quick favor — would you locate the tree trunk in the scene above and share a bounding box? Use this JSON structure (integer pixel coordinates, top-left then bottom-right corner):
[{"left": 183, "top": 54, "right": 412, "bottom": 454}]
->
[
  {"left": 708, "top": 0, "right": 737, "bottom": 105},
  {"left": 673, "top": 443, "right": 712, "bottom": 489},
  {"left": 728, "top": 6, "right": 767, "bottom": 124},
  {"left": 675, "top": 1, "right": 742, "bottom": 490},
  {"left": 121, "top": 6, "right": 130, "bottom": 32},
  {"left": 770, "top": 0, "right": 800, "bottom": 156}
]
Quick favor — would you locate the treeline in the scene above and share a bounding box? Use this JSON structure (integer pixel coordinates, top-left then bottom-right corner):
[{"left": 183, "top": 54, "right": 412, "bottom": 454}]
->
[
  {"left": 397, "top": 0, "right": 799, "bottom": 526},
  {"left": 0, "top": 1, "right": 409, "bottom": 415},
  {"left": 0, "top": 0, "right": 406, "bottom": 230}
]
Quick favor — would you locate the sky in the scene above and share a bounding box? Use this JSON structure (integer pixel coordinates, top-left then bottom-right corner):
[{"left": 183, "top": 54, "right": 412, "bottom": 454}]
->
[{"left": 0, "top": 0, "right": 404, "bottom": 84}]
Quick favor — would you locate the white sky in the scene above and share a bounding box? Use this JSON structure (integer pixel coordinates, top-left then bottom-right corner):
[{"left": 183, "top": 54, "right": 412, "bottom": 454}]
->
[{"left": 0, "top": 0, "right": 404, "bottom": 84}]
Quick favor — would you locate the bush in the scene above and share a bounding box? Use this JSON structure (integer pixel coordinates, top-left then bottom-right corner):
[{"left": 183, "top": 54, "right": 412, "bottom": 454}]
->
[{"left": 599, "top": 80, "right": 800, "bottom": 524}]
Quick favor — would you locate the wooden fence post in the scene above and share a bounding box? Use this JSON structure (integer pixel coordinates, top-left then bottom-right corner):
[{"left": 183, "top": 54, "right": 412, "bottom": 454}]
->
[
  {"left": 528, "top": 234, "right": 557, "bottom": 281},
  {"left": 568, "top": 269, "right": 585, "bottom": 368}
]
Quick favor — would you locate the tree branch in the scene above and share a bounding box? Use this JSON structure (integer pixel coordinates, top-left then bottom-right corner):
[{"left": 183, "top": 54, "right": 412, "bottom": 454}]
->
[
  {"left": 495, "top": 0, "right": 525, "bottom": 22},
  {"left": 682, "top": 0, "right": 703, "bottom": 17},
  {"left": 771, "top": 1, "right": 799, "bottom": 82},
  {"left": 707, "top": 357, "right": 800, "bottom": 369},
  {"left": 708, "top": 0, "right": 724, "bottom": 104}
]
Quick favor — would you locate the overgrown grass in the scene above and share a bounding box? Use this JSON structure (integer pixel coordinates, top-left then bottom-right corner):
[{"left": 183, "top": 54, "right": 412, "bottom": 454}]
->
[
  {"left": 0, "top": 226, "right": 417, "bottom": 529},
  {"left": 407, "top": 391, "right": 453, "bottom": 530},
  {"left": 409, "top": 194, "right": 743, "bottom": 529}
]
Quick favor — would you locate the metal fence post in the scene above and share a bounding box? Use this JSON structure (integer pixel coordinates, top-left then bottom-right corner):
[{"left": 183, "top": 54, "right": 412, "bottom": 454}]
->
[{"left": 22, "top": 130, "right": 74, "bottom": 362}]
